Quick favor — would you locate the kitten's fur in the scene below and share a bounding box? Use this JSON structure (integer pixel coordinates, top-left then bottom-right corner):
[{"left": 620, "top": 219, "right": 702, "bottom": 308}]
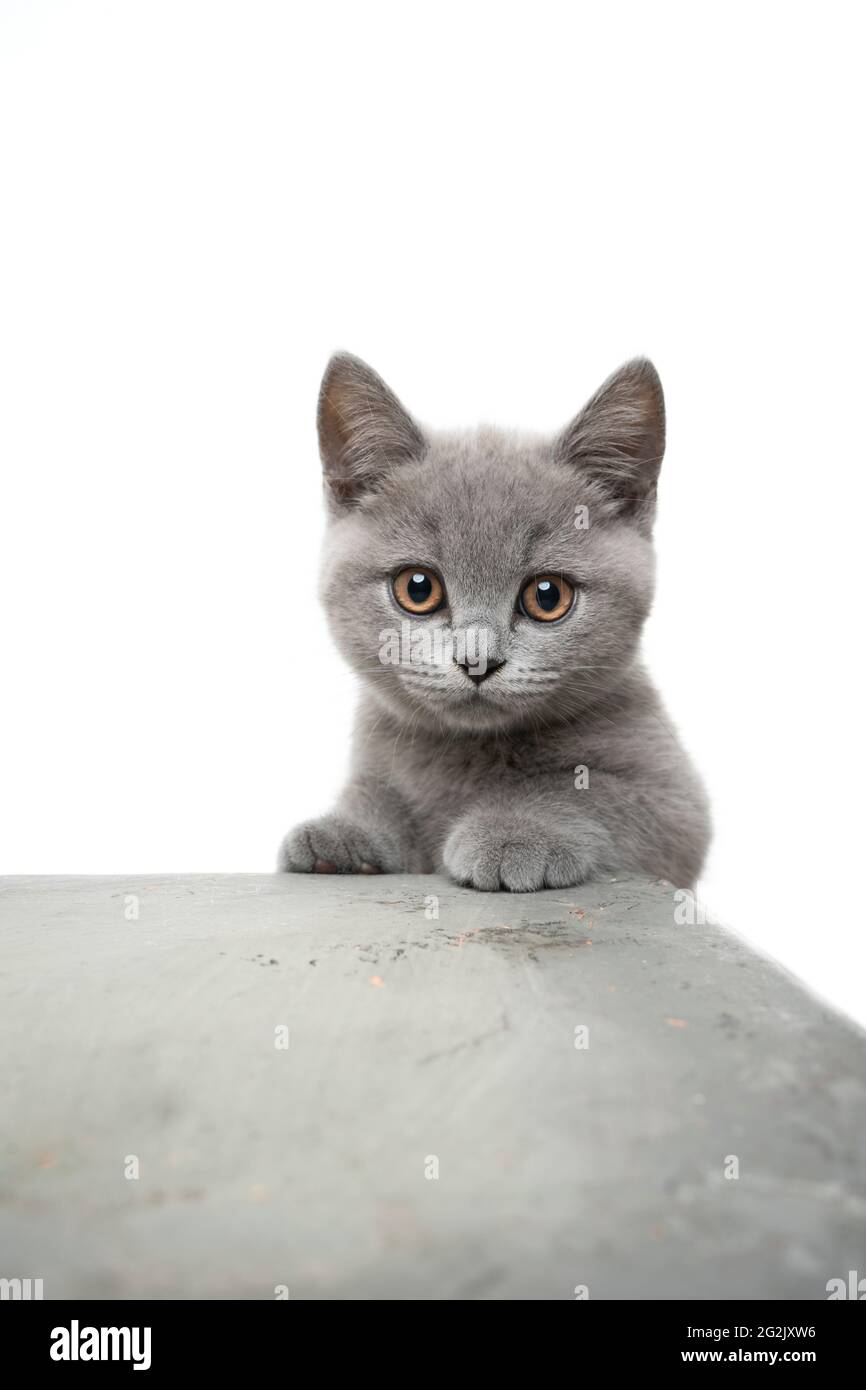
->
[{"left": 279, "top": 354, "right": 710, "bottom": 890}]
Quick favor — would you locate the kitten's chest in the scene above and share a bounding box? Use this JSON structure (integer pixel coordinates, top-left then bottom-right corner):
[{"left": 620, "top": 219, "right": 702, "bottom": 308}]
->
[
  {"left": 361, "top": 713, "right": 568, "bottom": 844},
  {"left": 400, "top": 735, "right": 533, "bottom": 799}
]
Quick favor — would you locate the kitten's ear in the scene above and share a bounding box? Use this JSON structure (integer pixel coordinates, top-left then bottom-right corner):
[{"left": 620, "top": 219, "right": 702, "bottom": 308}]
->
[
  {"left": 317, "top": 352, "right": 426, "bottom": 505},
  {"left": 555, "top": 358, "right": 665, "bottom": 526}
]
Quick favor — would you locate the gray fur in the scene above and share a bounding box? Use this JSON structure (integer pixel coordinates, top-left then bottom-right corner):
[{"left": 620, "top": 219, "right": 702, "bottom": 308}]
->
[{"left": 279, "top": 353, "right": 710, "bottom": 890}]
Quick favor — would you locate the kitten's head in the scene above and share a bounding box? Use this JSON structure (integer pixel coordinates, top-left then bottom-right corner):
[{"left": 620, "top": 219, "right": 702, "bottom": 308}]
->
[{"left": 316, "top": 352, "right": 664, "bottom": 733}]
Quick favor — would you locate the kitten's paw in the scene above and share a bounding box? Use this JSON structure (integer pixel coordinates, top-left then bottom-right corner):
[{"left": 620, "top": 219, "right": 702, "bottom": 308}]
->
[
  {"left": 278, "top": 814, "right": 399, "bottom": 875},
  {"left": 442, "top": 812, "right": 589, "bottom": 892}
]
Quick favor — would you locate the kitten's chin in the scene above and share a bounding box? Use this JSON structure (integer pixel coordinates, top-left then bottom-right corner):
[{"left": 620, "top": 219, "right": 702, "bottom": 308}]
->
[{"left": 426, "top": 700, "right": 520, "bottom": 734}]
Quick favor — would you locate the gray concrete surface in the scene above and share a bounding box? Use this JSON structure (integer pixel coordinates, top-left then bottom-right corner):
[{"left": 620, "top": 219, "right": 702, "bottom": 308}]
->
[{"left": 1, "top": 872, "right": 865, "bottom": 1300}]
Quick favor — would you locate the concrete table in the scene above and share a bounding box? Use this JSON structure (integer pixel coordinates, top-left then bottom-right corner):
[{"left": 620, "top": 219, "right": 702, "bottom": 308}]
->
[{"left": 1, "top": 873, "right": 864, "bottom": 1300}]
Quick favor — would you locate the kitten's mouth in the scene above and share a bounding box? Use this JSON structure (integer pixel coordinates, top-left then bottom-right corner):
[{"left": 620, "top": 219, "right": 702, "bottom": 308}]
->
[{"left": 380, "top": 659, "right": 561, "bottom": 732}]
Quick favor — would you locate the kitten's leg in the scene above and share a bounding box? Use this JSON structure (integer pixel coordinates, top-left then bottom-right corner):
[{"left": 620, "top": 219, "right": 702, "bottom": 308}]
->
[
  {"left": 442, "top": 798, "right": 612, "bottom": 891},
  {"left": 442, "top": 772, "right": 708, "bottom": 891},
  {"left": 278, "top": 782, "right": 420, "bottom": 875}
]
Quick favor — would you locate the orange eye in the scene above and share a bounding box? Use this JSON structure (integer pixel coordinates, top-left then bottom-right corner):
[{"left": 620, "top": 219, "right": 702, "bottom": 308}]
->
[
  {"left": 392, "top": 566, "right": 445, "bottom": 614},
  {"left": 519, "top": 574, "right": 575, "bottom": 622}
]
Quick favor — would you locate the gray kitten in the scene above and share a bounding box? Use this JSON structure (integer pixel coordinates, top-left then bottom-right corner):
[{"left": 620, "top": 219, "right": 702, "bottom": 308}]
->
[{"left": 279, "top": 353, "right": 710, "bottom": 890}]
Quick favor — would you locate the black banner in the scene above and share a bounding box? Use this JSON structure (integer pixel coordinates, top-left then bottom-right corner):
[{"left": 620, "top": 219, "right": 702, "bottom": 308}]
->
[{"left": 2, "top": 1298, "right": 861, "bottom": 1374}]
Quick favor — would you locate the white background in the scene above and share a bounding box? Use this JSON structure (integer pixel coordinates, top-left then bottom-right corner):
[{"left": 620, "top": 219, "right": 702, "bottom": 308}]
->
[{"left": 2, "top": 2, "right": 864, "bottom": 1022}]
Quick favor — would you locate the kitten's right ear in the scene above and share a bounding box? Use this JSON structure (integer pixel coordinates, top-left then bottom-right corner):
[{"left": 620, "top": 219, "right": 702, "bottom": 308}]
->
[
  {"left": 317, "top": 353, "right": 426, "bottom": 505},
  {"left": 555, "top": 358, "right": 665, "bottom": 529}
]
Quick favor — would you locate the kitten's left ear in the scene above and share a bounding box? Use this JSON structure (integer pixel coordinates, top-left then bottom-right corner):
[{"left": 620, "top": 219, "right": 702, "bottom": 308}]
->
[
  {"left": 317, "top": 352, "right": 426, "bottom": 506},
  {"left": 555, "top": 358, "right": 665, "bottom": 527}
]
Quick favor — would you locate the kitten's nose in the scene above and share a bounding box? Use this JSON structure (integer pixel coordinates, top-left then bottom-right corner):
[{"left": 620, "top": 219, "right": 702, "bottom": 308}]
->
[{"left": 456, "top": 658, "right": 505, "bottom": 685}]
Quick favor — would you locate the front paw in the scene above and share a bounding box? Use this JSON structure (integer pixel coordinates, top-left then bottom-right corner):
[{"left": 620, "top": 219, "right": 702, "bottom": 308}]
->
[
  {"left": 278, "top": 813, "right": 400, "bottom": 875},
  {"left": 442, "top": 811, "right": 589, "bottom": 891}
]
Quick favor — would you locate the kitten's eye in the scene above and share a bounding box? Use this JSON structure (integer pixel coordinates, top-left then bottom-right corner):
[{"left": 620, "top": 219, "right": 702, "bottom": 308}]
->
[
  {"left": 519, "top": 574, "right": 575, "bottom": 622},
  {"left": 392, "top": 566, "right": 445, "bottom": 614}
]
